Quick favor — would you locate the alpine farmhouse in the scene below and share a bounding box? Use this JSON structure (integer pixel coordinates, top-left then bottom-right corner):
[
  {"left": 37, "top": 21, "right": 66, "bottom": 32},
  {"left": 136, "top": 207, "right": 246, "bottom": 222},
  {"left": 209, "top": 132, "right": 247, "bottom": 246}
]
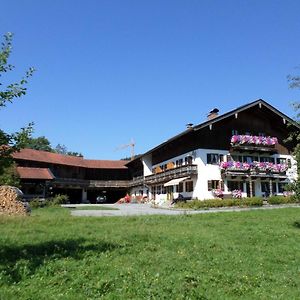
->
[{"left": 13, "top": 99, "right": 299, "bottom": 203}]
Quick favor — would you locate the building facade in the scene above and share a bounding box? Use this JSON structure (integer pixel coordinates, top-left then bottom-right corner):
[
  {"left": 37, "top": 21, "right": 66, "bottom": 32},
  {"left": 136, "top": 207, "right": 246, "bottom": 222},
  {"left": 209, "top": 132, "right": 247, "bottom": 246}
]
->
[
  {"left": 13, "top": 99, "right": 299, "bottom": 203},
  {"left": 127, "top": 99, "right": 299, "bottom": 202},
  {"left": 13, "top": 149, "right": 130, "bottom": 203}
]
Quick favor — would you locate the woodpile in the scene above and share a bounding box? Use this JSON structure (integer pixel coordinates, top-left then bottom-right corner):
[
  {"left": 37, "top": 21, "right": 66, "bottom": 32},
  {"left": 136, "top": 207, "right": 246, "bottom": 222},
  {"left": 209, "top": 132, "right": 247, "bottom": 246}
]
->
[{"left": 0, "top": 185, "right": 29, "bottom": 216}]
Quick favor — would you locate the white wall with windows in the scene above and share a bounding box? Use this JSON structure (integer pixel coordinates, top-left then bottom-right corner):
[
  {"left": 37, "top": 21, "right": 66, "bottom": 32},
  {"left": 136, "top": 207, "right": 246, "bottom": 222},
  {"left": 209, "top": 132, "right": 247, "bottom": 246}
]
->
[{"left": 136, "top": 147, "right": 297, "bottom": 201}]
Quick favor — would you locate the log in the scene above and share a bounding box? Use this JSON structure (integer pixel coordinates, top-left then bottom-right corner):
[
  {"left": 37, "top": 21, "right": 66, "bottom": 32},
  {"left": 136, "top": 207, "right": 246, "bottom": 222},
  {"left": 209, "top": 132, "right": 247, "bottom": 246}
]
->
[{"left": 0, "top": 185, "right": 30, "bottom": 216}]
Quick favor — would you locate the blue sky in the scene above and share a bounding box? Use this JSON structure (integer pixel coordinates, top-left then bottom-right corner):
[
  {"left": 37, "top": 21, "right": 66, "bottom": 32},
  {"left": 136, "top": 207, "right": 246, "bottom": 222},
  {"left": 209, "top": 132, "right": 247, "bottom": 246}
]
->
[{"left": 0, "top": 0, "right": 299, "bottom": 159}]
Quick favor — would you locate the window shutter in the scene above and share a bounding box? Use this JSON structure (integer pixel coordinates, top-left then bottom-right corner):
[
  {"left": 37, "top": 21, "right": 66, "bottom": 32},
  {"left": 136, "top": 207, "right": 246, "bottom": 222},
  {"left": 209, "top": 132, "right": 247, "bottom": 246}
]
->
[
  {"left": 219, "top": 154, "right": 224, "bottom": 162},
  {"left": 220, "top": 181, "right": 224, "bottom": 191},
  {"left": 208, "top": 180, "right": 212, "bottom": 191}
]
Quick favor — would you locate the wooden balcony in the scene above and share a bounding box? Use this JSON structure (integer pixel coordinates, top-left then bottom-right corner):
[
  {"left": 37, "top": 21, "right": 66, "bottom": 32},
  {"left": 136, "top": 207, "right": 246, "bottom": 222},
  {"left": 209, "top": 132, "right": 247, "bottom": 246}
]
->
[
  {"left": 53, "top": 178, "right": 129, "bottom": 188},
  {"left": 221, "top": 169, "right": 287, "bottom": 179},
  {"left": 230, "top": 144, "right": 277, "bottom": 153},
  {"left": 144, "top": 164, "right": 198, "bottom": 185},
  {"left": 89, "top": 180, "right": 129, "bottom": 188},
  {"left": 129, "top": 176, "right": 144, "bottom": 187}
]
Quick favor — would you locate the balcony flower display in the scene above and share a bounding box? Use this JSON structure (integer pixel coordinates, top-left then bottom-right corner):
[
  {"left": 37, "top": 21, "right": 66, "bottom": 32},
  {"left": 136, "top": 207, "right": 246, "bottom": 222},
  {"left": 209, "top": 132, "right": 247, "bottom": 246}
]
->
[
  {"left": 213, "top": 189, "right": 223, "bottom": 198},
  {"left": 220, "top": 161, "right": 251, "bottom": 171},
  {"left": 220, "top": 161, "right": 288, "bottom": 173},
  {"left": 230, "top": 135, "right": 278, "bottom": 146},
  {"left": 232, "top": 190, "right": 242, "bottom": 198}
]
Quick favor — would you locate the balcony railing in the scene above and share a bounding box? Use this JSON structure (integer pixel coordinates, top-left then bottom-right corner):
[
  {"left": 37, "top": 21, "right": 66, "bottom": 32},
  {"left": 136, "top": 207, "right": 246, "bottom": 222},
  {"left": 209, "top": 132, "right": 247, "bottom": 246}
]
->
[
  {"left": 230, "top": 135, "right": 278, "bottom": 153},
  {"left": 144, "top": 164, "right": 198, "bottom": 185},
  {"left": 89, "top": 180, "right": 129, "bottom": 188},
  {"left": 53, "top": 177, "right": 130, "bottom": 188},
  {"left": 220, "top": 161, "right": 288, "bottom": 178},
  {"left": 129, "top": 176, "right": 144, "bottom": 187}
]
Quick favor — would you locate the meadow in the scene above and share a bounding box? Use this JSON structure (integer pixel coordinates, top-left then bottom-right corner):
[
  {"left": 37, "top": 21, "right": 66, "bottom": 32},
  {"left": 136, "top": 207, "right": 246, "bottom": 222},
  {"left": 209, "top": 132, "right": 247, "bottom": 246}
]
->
[{"left": 1, "top": 207, "right": 300, "bottom": 299}]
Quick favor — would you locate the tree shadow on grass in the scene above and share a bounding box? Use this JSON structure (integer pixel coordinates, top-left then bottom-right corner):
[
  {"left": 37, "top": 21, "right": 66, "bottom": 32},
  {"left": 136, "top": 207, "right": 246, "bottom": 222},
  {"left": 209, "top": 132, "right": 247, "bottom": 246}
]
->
[
  {"left": 293, "top": 221, "right": 300, "bottom": 228},
  {"left": 0, "top": 238, "right": 122, "bottom": 283}
]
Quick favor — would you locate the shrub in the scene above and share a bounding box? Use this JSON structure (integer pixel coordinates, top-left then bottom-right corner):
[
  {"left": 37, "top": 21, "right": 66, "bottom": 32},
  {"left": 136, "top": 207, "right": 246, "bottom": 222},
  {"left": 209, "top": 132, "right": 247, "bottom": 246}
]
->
[
  {"left": 29, "top": 198, "right": 43, "bottom": 209},
  {"left": 175, "top": 197, "right": 263, "bottom": 209},
  {"left": 267, "top": 195, "right": 298, "bottom": 205},
  {"left": 241, "top": 197, "right": 263, "bottom": 207},
  {"left": 48, "top": 194, "right": 70, "bottom": 206}
]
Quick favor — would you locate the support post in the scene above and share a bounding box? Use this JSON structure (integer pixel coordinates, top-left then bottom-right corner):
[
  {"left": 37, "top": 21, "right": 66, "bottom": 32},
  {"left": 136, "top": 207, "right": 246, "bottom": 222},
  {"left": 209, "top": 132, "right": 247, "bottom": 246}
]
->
[
  {"left": 269, "top": 179, "right": 273, "bottom": 196},
  {"left": 82, "top": 188, "right": 87, "bottom": 203},
  {"left": 249, "top": 178, "right": 253, "bottom": 198}
]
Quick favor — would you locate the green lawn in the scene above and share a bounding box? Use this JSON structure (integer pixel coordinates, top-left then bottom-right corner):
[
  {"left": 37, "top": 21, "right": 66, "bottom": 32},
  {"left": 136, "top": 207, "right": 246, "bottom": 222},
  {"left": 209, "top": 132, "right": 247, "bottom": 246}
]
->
[{"left": 1, "top": 207, "right": 300, "bottom": 299}]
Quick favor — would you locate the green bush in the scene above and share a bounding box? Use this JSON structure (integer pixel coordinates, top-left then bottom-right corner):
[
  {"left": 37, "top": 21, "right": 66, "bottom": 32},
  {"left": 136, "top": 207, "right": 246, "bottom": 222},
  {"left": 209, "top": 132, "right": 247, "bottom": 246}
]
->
[
  {"left": 267, "top": 195, "right": 298, "bottom": 205},
  {"left": 29, "top": 198, "right": 43, "bottom": 209},
  {"left": 49, "top": 194, "right": 69, "bottom": 206},
  {"left": 241, "top": 197, "right": 263, "bottom": 207},
  {"left": 176, "top": 197, "right": 263, "bottom": 209}
]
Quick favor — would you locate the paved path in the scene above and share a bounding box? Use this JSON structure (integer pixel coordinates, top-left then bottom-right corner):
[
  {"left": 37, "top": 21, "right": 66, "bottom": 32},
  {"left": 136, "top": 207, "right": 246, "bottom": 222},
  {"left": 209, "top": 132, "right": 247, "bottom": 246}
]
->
[{"left": 64, "top": 203, "right": 300, "bottom": 217}]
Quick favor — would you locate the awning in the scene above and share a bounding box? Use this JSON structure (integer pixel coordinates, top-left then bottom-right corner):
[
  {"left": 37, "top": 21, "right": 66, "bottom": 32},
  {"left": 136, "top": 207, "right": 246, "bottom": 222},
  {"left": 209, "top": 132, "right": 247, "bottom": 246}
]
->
[{"left": 164, "top": 177, "right": 189, "bottom": 187}]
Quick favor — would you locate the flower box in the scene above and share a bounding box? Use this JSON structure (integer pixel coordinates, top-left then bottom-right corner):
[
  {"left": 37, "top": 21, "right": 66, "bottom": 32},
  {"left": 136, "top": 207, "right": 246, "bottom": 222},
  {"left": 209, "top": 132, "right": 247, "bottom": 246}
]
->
[{"left": 231, "top": 135, "right": 278, "bottom": 147}]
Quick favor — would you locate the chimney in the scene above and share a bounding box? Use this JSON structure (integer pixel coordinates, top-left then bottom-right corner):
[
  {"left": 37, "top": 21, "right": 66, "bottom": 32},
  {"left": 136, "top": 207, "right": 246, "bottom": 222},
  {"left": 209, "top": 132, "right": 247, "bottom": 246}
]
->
[
  {"left": 207, "top": 108, "right": 219, "bottom": 120},
  {"left": 186, "top": 123, "right": 193, "bottom": 129}
]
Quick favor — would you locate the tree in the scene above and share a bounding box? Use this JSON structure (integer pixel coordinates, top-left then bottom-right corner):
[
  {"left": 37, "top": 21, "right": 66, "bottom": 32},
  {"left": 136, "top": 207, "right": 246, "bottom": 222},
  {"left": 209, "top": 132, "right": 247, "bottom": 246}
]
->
[
  {"left": 26, "top": 136, "right": 53, "bottom": 152},
  {"left": 55, "top": 143, "right": 83, "bottom": 157},
  {"left": 287, "top": 71, "right": 300, "bottom": 198},
  {"left": 0, "top": 32, "right": 34, "bottom": 180}
]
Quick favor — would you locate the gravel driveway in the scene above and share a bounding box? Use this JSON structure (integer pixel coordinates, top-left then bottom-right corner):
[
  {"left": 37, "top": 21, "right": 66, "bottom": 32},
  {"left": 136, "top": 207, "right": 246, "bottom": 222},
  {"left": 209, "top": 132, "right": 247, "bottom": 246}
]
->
[{"left": 66, "top": 203, "right": 300, "bottom": 217}]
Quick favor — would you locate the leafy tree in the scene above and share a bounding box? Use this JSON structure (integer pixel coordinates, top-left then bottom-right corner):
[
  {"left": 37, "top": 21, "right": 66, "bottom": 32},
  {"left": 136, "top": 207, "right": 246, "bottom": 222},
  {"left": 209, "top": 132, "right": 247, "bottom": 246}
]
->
[
  {"left": 55, "top": 143, "right": 83, "bottom": 157},
  {"left": 287, "top": 71, "right": 300, "bottom": 198},
  {"left": 55, "top": 143, "right": 68, "bottom": 155},
  {"left": 0, "top": 32, "right": 34, "bottom": 180},
  {"left": 0, "top": 163, "right": 20, "bottom": 187},
  {"left": 26, "top": 136, "right": 53, "bottom": 152}
]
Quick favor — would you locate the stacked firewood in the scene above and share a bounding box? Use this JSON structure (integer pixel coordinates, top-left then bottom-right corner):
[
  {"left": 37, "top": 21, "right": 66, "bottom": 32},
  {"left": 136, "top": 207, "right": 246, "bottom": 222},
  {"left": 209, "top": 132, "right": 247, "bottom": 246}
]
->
[{"left": 0, "top": 185, "right": 29, "bottom": 216}]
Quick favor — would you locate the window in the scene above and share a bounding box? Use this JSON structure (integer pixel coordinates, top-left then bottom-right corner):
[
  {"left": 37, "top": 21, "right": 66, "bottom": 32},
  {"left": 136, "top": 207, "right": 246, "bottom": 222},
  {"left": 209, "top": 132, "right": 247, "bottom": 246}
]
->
[
  {"left": 232, "top": 130, "right": 238, "bottom": 135},
  {"left": 260, "top": 157, "right": 275, "bottom": 163},
  {"left": 176, "top": 159, "right": 183, "bottom": 167},
  {"left": 231, "top": 155, "right": 243, "bottom": 162},
  {"left": 278, "top": 183, "right": 288, "bottom": 193},
  {"left": 185, "top": 156, "right": 193, "bottom": 165},
  {"left": 258, "top": 132, "right": 265, "bottom": 137},
  {"left": 276, "top": 158, "right": 286, "bottom": 164},
  {"left": 207, "top": 153, "right": 220, "bottom": 164},
  {"left": 261, "top": 182, "right": 277, "bottom": 194},
  {"left": 185, "top": 181, "right": 193, "bottom": 192},
  {"left": 243, "top": 156, "right": 258, "bottom": 163},
  {"left": 176, "top": 182, "right": 183, "bottom": 193},
  {"left": 227, "top": 181, "right": 243, "bottom": 191},
  {"left": 287, "top": 159, "right": 292, "bottom": 168},
  {"left": 208, "top": 180, "right": 223, "bottom": 191}
]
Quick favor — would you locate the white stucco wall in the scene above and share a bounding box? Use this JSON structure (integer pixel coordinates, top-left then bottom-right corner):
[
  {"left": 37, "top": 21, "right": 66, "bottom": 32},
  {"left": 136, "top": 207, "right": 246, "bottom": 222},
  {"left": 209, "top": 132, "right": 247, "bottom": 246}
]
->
[
  {"left": 136, "top": 148, "right": 297, "bottom": 201},
  {"left": 142, "top": 154, "right": 152, "bottom": 176}
]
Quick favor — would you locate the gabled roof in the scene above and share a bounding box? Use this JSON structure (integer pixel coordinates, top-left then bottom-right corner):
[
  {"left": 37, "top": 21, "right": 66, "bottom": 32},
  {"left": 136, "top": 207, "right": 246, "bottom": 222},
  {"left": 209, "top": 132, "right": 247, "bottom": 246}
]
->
[
  {"left": 138, "top": 99, "right": 300, "bottom": 158},
  {"left": 13, "top": 148, "right": 128, "bottom": 169},
  {"left": 194, "top": 99, "right": 300, "bottom": 131},
  {"left": 17, "top": 167, "right": 55, "bottom": 180}
]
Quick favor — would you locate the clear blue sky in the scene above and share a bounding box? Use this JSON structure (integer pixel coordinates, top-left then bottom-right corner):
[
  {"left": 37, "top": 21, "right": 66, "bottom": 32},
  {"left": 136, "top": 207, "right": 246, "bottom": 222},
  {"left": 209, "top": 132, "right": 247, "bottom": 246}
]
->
[{"left": 1, "top": 0, "right": 299, "bottom": 159}]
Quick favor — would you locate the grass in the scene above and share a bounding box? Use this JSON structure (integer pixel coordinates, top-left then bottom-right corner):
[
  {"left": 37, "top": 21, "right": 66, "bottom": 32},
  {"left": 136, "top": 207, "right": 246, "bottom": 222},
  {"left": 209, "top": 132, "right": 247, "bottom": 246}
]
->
[
  {"left": 1, "top": 207, "right": 300, "bottom": 299},
  {"left": 70, "top": 205, "right": 119, "bottom": 211}
]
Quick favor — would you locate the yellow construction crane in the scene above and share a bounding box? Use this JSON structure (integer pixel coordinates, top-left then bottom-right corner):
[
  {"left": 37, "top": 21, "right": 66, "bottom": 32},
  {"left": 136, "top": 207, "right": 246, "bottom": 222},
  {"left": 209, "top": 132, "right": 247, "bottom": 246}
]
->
[{"left": 115, "top": 139, "right": 135, "bottom": 160}]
